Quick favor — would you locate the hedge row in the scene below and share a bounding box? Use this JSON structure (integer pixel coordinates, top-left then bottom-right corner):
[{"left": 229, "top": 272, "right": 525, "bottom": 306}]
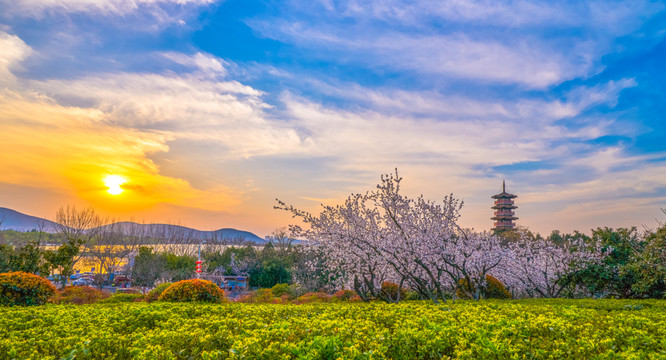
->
[{"left": 0, "top": 299, "right": 664, "bottom": 359}]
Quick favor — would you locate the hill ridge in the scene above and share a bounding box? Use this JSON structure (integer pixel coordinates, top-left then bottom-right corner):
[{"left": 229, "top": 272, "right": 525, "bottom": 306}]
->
[{"left": 0, "top": 207, "right": 265, "bottom": 243}]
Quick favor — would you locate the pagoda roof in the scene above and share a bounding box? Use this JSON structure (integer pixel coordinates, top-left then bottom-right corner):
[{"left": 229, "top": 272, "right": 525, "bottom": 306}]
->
[
  {"left": 491, "top": 180, "right": 517, "bottom": 199},
  {"left": 491, "top": 215, "right": 518, "bottom": 221},
  {"left": 492, "top": 204, "right": 517, "bottom": 209}
]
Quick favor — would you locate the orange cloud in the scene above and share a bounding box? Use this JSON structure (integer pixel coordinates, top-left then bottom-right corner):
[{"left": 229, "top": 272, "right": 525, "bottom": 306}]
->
[{"left": 0, "top": 89, "right": 240, "bottom": 215}]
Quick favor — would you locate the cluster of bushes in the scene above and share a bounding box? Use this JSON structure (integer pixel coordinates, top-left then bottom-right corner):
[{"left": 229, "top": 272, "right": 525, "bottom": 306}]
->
[
  {"left": 1, "top": 270, "right": 519, "bottom": 308},
  {"left": 0, "top": 272, "right": 230, "bottom": 306}
]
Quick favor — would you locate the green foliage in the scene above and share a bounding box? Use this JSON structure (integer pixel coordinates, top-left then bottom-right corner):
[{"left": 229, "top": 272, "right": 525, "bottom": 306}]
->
[
  {"left": 130, "top": 247, "right": 167, "bottom": 287},
  {"left": 163, "top": 253, "right": 196, "bottom": 281},
  {"left": 0, "top": 242, "right": 50, "bottom": 276},
  {"left": 0, "top": 230, "right": 64, "bottom": 247},
  {"left": 0, "top": 300, "right": 664, "bottom": 359},
  {"left": 98, "top": 293, "right": 144, "bottom": 304},
  {"left": 158, "top": 279, "right": 226, "bottom": 303},
  {"left": 567, "top": 227, "right": 644, "bottom": 298},
  {"left": 131, "top": 247, "right": 196, "bottom": 287},
  {"left": 53, "top": 286, "right": 109, "bottom": 305},
  {"left": 270, "top": 283, "right": 290, "bottom": 298},
  {"left": 0, "top": 271, "right": 56, "bottom": 306},
  {"left": 404, "top": 291, "right": 425, "bottom": 300},
  {"left": 622, "top": 225, "right": 666, "bottom": 298},
  {"left": 0, "top": 244, "right": 12, "bottom": 273},
  {"left": 145, "top": 282, "right": 173, "bottom": 302},
  {"left": 249, "top": 243, "right": 293, "bottom": 288},
  {"left": 43, "top": 238, "right": 85, "bottom": 287},
  {"left": 203, "top": 245, "right": 258, "bottom": 275}
]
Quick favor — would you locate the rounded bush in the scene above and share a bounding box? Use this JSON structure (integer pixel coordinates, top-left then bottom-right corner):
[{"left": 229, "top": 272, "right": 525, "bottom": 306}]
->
[
  {"left": 158, "top": 279, "right": 226, "bottom": 303},
  {"left": 54, "top": 286, "right": 109, "bottom": 305},
  {"left": 270, "top": 283, "right": 290, "bottom": 298},
  {"left": 380, "top": 281, "right": 407, "bottom": 301},
  {"left": 145, "top": 282, "right": 173, "bottom": 302},
  {"left": 0, "top": 271, "right": 56, "bottom": 306},
  {"left": 456, "top": 274, "right": 512, "bottom": 300}
]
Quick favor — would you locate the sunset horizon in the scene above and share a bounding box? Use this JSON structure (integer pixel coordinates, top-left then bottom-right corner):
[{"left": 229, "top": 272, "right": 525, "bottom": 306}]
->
[{"left": 1, "top": 0, "right": 665, "bottom": 238}]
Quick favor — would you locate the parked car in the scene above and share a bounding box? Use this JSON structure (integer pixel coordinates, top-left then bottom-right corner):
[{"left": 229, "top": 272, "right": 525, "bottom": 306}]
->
[{"left": 72, "top": 278, "right": 93, "bottom": 286}]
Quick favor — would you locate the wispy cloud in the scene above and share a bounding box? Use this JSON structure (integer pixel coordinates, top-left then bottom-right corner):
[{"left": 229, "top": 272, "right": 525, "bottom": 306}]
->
[
  {"left": 2, "top": 0, "right": 217, "bottom": 17},
  {"left": 248, "top": 0, "right": 661, "bottom": 88}
]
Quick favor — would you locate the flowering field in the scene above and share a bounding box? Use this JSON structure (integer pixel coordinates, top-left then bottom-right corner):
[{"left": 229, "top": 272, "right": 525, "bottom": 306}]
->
[{"left": 1, "top": 300, "right": 665, "bottom": 360}]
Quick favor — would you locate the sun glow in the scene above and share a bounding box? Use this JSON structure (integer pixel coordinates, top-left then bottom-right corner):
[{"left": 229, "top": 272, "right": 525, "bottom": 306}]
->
[{"left": 104, "top": 175, "right": 126, "bottom": 195}]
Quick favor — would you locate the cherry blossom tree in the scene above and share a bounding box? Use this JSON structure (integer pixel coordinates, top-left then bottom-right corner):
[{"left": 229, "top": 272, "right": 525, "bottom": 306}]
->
[
  {"left": 277, "top": 170, "right": 510, "bottom": 303},
  {"left": 500, "top": 236, "right": 605, "bottom": 298},
  {"left": 278, "top": 170, "right": 607, "bottom": 302}
]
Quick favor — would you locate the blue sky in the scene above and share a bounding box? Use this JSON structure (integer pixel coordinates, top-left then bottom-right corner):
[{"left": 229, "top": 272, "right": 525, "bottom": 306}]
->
[{"left": 0, "top": 0, "right": 665, "bottom": 236}]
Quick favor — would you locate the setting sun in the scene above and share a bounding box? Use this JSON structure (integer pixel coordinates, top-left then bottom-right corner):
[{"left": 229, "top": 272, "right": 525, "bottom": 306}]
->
[{"left": 104, "top": 175, "right": 126, "bottom": 195}]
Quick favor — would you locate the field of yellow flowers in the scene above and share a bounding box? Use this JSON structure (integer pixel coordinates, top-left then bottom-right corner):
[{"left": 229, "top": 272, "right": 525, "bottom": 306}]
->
[{"left": 1, "top": 299, "right": 665, "bottom": 359}]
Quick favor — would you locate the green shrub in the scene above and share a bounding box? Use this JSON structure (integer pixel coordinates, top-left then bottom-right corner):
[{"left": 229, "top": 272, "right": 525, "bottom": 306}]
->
[
  {"left": 145, "top": 282, "right": 173, "bottom": 302},
  {"left": 0, "top": 271, "right": 56, "bottom": 306},
  {"left": 98, "top": 293, "right": 144, "bottom": 304},
  {"left": 457, "top": 275, "right": 512, "bottom": 300},
  {"left": 404, "top": 291, "right": 425, "bottom": 301},
  {"left": 270, "top": 283, "right": 290, "bottom": 298},
  {"left": 54, "top": 286, "right": 110, "bottom": 305},
  {"left": 159, "top": 279, "right": 226, "bottom": 303}
]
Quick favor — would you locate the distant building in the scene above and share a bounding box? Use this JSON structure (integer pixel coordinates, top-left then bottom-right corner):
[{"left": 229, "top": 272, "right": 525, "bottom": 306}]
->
[
  {"left": 491, "top": 180, "right": 518, "bottom": 231},
  {"left": 204, "top": 274, "right": 249, "bottom": 292}
]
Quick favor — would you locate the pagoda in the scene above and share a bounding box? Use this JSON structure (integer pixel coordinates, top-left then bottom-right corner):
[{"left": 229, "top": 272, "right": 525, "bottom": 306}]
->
[{"left": 491, "top": 180, "right": 518, "bottom": 231}]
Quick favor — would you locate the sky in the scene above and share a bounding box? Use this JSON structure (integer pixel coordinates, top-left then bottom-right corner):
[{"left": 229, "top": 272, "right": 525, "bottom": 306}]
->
[{"left": 0, "top": 0, "right": 665, "bottom": 237}]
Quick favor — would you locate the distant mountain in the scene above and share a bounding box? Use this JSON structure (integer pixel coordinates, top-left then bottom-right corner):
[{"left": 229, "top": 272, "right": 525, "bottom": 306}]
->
[
  {"left": 0, "top": 207, "right": 266, "bottom": 244},
  {"left": 0, "top": 207, "right": 59, "bottom": 232},
  {"left": 96, "top": 222, "right": 266, "bottom": 244}
]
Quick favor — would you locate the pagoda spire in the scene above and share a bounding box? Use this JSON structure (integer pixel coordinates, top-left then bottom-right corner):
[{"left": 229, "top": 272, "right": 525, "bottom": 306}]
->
[{"left": 491, "top": 181, "right": 518, "bottom": 231}]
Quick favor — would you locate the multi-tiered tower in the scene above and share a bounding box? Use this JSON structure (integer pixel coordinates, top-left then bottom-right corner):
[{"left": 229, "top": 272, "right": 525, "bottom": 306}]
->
[{"left": 491, "top": 180, "right": 518, "bottom": 231}]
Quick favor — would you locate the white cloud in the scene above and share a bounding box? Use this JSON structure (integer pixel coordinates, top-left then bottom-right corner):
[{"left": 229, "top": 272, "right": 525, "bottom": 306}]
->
[
  {"left": 335, "top": 0, "right": 572, "bottom": 27},
  {"left": 249, "top": 0, "right": 662, "bottom": 88},
  {"left": 2, "top": 0, "right": 217, "bottom": 17},
  {"left": 0, "top": 32, "right": 32, "bottom": 83},
  {"left": 162, "top": 52, "right": 228, "bottom": 76},
  {"left": 566, "top": 78, "right": 638, "bottom": 111},
  {"left": 252, "top": 22, "right": 597, "bottom": 88},
  {"left": 31, "top": 68, "right": 308, "bottom": 160}
]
